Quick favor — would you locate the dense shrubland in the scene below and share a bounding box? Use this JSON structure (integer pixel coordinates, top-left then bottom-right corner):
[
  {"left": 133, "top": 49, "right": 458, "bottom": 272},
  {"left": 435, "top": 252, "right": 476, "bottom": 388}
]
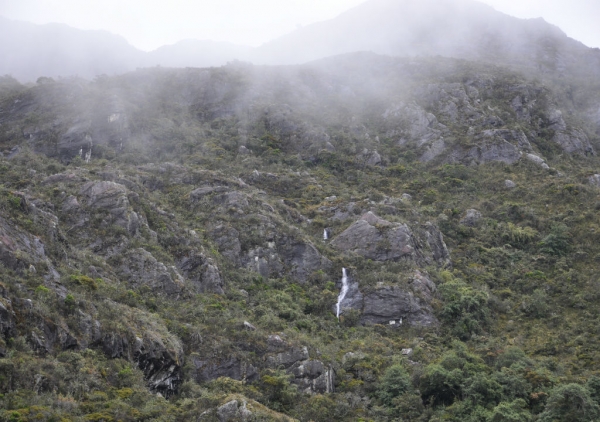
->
[{"left": 0, "top": 53, "right": 600, "bottom": 421}]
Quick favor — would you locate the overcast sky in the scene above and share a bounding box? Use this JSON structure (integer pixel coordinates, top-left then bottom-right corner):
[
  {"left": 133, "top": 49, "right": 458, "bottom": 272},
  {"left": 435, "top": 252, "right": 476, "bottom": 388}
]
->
[{"left": 1, "top": 0, "right": 599, "bottom": 51}]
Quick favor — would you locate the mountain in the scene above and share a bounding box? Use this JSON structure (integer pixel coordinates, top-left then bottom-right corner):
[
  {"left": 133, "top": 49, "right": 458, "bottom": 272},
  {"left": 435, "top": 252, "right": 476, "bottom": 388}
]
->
[
  {"left": 3, "top": 0, "right": 600, "bottom": 84},
  {"left": 146, "top": 39, "right": 253, "bottom": 69},
  {"left": 0, "top": 16, "right": 144, "bottom": 82},
  {"left": 255, "top": 0, "right": 600, "bottom": 77},
  {"left": 2, "top": 2, "right": 600, "bottom": 420},
  {"left": 0, "top": 17, "right": 253, "bottom": 82},
  {"left": 1, "top": 49, "right": 600, "bottom": 419}
]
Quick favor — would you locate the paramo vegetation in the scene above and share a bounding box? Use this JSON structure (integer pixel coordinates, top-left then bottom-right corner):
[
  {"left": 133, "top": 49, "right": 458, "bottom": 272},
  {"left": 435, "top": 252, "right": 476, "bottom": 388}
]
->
[{"left": 1, "top": 15, "right": 600, "bottom": 422}]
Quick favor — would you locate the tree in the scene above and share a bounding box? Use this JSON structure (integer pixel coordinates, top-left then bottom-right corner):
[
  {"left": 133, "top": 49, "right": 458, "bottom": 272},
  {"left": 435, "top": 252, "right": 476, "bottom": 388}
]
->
[
  {"left": 538, "top": 383, "right": 600, "bottom": 422},
  {"left": 378, "top": 364, "right": 412, "bottom": 406}
]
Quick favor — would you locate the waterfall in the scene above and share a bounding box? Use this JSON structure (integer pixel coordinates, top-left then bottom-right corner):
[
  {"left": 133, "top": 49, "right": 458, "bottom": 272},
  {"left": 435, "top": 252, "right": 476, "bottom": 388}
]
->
[
  {"left": 336, "top": 268, "right": 349, "bottom": 319},
  {"left": 323, "top": 229, "right": 328, "bottom": 240}
]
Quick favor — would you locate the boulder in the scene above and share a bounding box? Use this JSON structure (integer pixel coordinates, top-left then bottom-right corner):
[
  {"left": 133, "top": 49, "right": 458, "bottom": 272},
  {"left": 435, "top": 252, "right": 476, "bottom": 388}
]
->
[
  {"left": 505, "top": 180, "right": 517, "bottom": 189},
  {"left": 460, "top": 209, "right": 482, "bottom": 227},
  {"left": 524, "top": 153, "right": 550, "bottom": 169}
]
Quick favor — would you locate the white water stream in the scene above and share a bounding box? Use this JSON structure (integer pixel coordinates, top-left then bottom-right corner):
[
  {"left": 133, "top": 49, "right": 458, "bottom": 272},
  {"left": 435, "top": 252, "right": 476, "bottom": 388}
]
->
[{"left": 336, "top": 268, "right": 349, "bottom": 319}]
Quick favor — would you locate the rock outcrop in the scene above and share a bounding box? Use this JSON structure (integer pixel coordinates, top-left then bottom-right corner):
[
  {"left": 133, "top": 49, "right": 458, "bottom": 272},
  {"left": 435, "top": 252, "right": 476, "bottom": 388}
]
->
[
  {"left": 118, "top": 248, "right": 185, "bottom": 295},
  {"left": 331, "top": 212, "right": 451, "bottom": 267},
  {"left": 192, "top": 356, "right": 259, "bottom": 384},
  {"left": 335, "top": 269, "right": 439, "bottom": 327}
]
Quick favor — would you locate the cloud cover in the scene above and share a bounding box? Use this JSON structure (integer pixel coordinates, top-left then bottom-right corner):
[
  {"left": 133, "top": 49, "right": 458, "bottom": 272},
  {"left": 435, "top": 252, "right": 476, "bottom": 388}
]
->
[{"left": 0, "top": 0, "right": 598, "bottom": 50}]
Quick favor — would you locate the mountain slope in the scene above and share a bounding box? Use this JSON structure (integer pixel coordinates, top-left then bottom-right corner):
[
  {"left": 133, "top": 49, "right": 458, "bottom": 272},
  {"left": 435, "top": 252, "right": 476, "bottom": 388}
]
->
[{"left": 1, "top": 55, "right": 600, "bottom": 420}]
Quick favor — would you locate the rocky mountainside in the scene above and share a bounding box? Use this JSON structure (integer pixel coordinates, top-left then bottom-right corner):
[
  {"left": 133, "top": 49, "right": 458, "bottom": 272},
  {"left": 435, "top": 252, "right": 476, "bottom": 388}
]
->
[{"left": 1, "top": 47, "right": 600, "bottom": 420}]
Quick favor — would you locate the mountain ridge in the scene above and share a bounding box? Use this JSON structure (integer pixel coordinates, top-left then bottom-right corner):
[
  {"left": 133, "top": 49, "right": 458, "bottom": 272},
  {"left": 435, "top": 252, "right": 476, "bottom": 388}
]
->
[{"left": 2, "top": 0, "right": 600, "bottom": 83}]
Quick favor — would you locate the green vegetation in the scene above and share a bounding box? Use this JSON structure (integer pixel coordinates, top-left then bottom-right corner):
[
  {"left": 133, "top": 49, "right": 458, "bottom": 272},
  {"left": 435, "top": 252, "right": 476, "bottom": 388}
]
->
[{"left": 0, "top": 54, "right": 599, "bottom": 421}]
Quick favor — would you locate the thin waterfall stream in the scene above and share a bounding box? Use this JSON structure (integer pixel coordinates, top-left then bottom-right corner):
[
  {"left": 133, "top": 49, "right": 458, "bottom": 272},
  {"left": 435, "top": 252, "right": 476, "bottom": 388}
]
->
[{"left": 336, "top": 268, "right": 349, "bottom": 319}]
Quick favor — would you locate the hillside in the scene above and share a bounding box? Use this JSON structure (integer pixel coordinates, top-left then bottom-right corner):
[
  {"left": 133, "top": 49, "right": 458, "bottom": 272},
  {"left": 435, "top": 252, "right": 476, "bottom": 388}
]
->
[{"left": 0, "top": 50, "right": 600, "bottom": 421}]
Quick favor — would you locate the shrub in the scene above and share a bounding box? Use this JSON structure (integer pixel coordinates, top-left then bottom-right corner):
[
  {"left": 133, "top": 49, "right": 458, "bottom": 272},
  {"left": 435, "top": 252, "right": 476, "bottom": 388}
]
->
[
  {"left": 378, "top": 364, "right": 412, "bottom": 406},
  {"left": 538, "top": 383, "right": 600, "bottom": 422},
  {"left": 539, "top": 224, "right": 571, "bottom": 256}
]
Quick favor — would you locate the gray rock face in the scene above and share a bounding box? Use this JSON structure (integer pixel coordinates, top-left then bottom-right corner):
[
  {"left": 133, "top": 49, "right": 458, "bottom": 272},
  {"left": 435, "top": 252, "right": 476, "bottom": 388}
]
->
[
  {"left": 118, "top": 248, "right": 185, "bottom": 295},
  {"left": 276, "top": 237, "right": 332, "bottom": 283},
  {"left": 334, "top": 269, "right": 438, "bottom": 327},
  {"left": 210, "top": 225, "right": 242, "bottom": 266},
  {"left": 217, "top": 400, "right": 252, "bottom": 422},
  {"left": 178, "top": 253, "right": 225, "bottom": 295},
  {"left": 192, "top": 356, "right": 258, "bottom": 384},
  {"left": 291, "top": 360, "right": 335, "bottom": 394},
  {"left": 80, "top": 181, "right": 141, "bottom": 234},
  {"left": 548, "top": 109, "right": 595, "bottom": 155},
  {"left": 361, "top": 271, "right": 438, "bottom": 327},
  {"left": 460, "top": 209, "right": 482, "bottom": 227},
  {"left": 588, "top": 174, "right": 600, "bottom": 187},
  {"left": 363, "top": 149, "right": 382, "bottom": 166},
  {"left": 331, "top": 212, "right": 450, "bottom": 267},
  {"left": 449, "top": 129, "right": 529, "bottom": 165},
  {"left": 266, "top": 345, "right": 334, "bottom": 394},
  {"left": 383, "top": 102, "right": 444, "bottom": 149},
  {"left": 0, "top": 299, "right": 17, "bottom": 353},
  {"left": 0, "top": 212, "right": 61, "bottom": 287},
  {"left": 505, "top": 180, "right": 517, "bottom": 189}
]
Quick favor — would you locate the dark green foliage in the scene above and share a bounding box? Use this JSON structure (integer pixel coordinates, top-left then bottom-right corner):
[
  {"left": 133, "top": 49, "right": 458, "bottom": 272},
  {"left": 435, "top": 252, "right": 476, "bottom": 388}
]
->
[
  {"left": 539, "top": 223, "right": 572, "bottom": 256},
  {"left": 438, "top": 275, "right": 490, "bottom": 339},
  {"left": 538, "top": 383, "right": 600, "bottom": 422},
  {"left": 377, "top": 364, "right": 411, "bottom": 406}
]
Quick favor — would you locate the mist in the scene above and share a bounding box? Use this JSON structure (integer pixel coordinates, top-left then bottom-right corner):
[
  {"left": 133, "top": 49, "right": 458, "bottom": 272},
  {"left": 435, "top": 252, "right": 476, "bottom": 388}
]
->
[{"left": 1, "top": 0, "right": 600, "bottom": 83}]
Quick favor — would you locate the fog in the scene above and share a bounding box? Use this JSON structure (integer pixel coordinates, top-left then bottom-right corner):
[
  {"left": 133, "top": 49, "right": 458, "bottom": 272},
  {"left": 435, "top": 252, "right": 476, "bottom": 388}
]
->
[
  {"left": 1, "top": 0, "right": 598, "bottom": 51},
  {"left": 1, "top": 0, "right": 599, "bottom": 82}
]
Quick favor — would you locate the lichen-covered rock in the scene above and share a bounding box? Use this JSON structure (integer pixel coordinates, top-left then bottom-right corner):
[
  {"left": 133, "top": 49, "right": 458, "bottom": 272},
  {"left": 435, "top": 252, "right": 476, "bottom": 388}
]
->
[
  {"left": 192, "top": 356, "right": 258, "bottom": 383},
  {"left": 216, "top": 399, "right": 253, "bottom": 422},
  {"left": 98, "top": 301, "right": 184, "bottom": 396},
  {"left": 178, "top": 253, "right": 225, "bottom": 294},
  {"left": 460, "top": 209, "right": 482, "bottom": 227},
  {"left": 524, "top": 153, "right": 550, "bottom": 169},
  {"left": 266, "top": 344, "right": 334, "bottom": 393},
  {"left": 548, "top": 109, "right": 595, "bottom": 155},
  {"left": 331, "top": 212, "right": 450, "bottom": 267},
  {"left": 118, "top": 248, "right": 185, "bottom": 295},
  {"left": 80, "top": 181, "right": 142, "bottom": 234}
]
